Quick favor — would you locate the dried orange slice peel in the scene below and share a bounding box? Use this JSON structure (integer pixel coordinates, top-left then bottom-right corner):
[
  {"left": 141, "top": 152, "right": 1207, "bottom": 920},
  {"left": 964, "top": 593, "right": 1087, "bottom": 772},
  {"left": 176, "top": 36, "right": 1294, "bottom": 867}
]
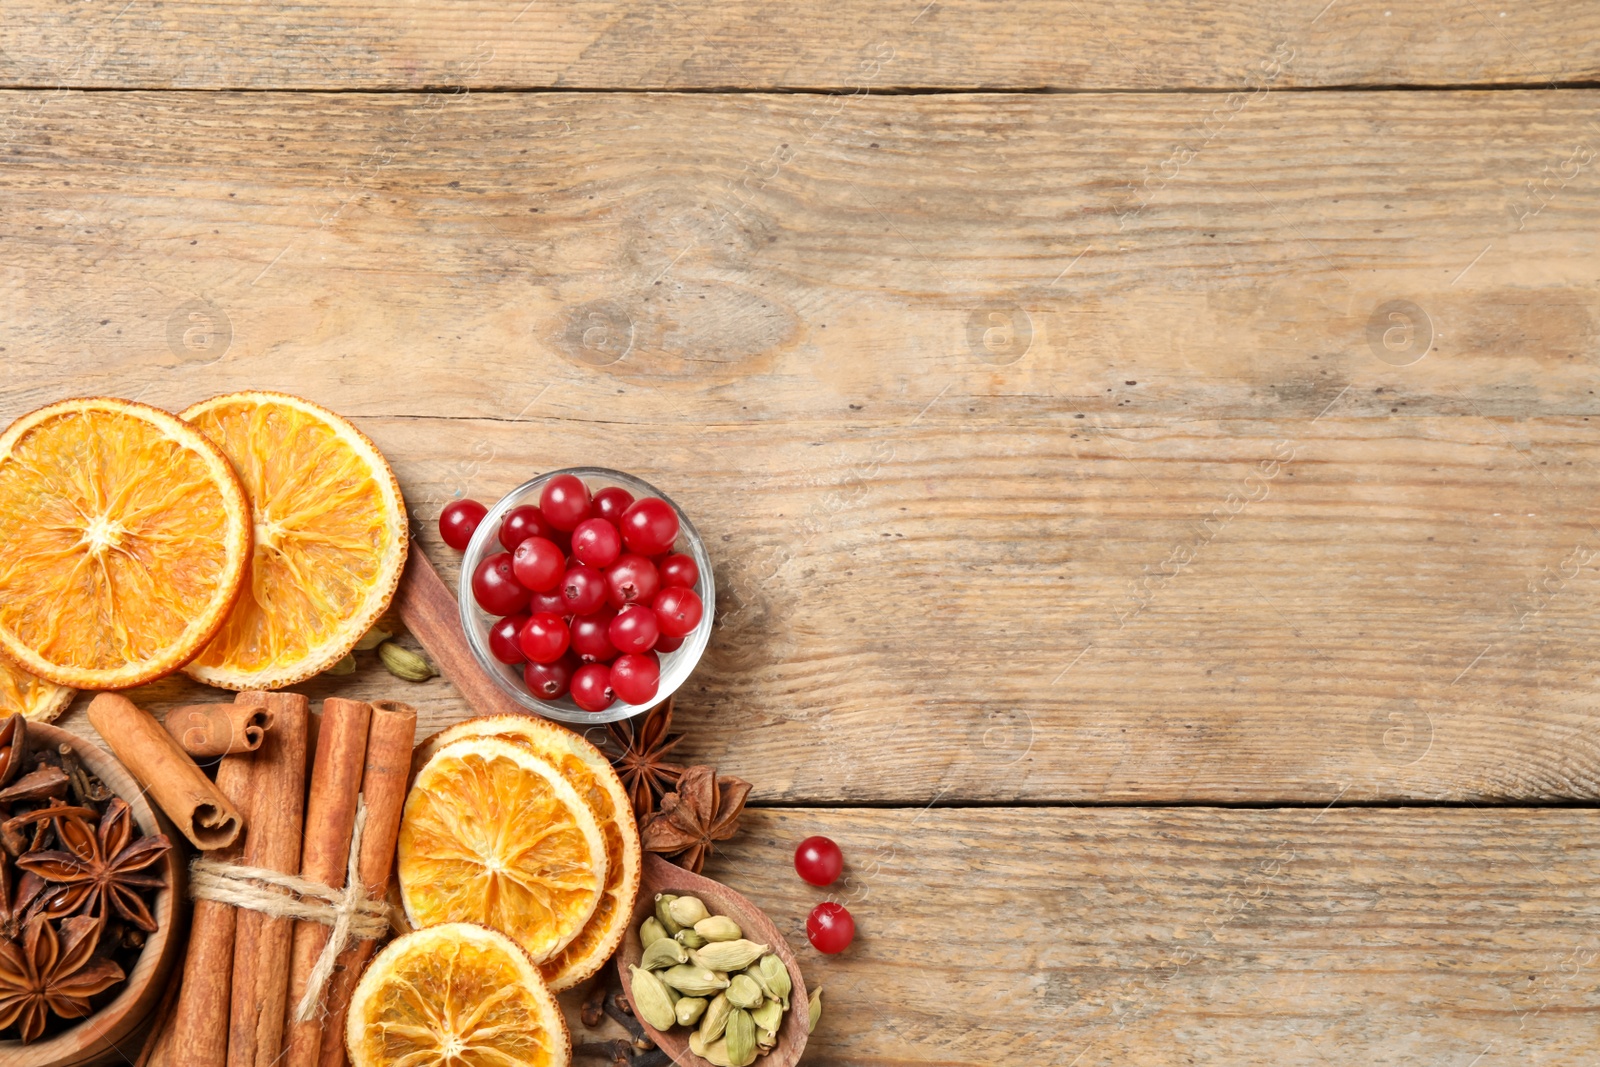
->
[
  {"left": 346, "top": 922, "right": 570, "bottom": 1067},
  {"left": 180, "top": 392, "right": 407, "bottom": 690},
  {"left": 417, "top": 715, "right": 641, "bottom": 991},
  {"left": 0, "top": 658, "right": 73, "bottom": 722},
  {"left": 399, "top": 737, "right": 609, "bottom": 965},
  {"left": 0, "top": 397, "right": 251, "bottom": 689}
]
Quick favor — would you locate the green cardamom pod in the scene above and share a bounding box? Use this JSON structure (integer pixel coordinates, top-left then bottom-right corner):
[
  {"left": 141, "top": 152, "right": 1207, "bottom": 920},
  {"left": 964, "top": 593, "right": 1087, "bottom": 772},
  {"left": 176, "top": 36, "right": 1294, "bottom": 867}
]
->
[
  {"left": 758, "top": 954, "right": 792, "bottom": 1005},
  {"left": 741, "top": 963, "right": 773, "bottom": 1002},
  {"left": 725, "top": 974, "right": 763, "bottom": 1010},
  {"left": 750, "top": 998, "right": 782, "bottom": 1033},
  {"left": 724, "top": 1008, "right": 758, "bottom": 1067},
  {"left": 675, "top": 928, "right": 707, "bottom": 949},
  {"left": 808, "top": 987, "right": 822, "bottom": 1034},
  {"left": 700, "top": 1038, "right": 734, "bottom": 1067},
  {"left": 674, "top": 995, "right": 708, "bottom": 1026},
  {"left": 627, "top": 966, "right": 676, "bottom": 1032},
  {"left": 691, "top": 939, "right": 770, "bottom": 973},
  {"left": 688, "top": 1032, "right": 710, "bottom": 1060},
  {"left": 654, "top": 893, "right": 682, "bottom": 935},
  {"left": 698, "top": 993, "right": 731, "bottom": 1043},
  {"left": 353, "top": 626, "right": 392, "bottom": 651},
  {"left": 756, "top": 1026, "right": 777, "bottom": 1051},
  {"left": 667, "top": 895, "right": 710, "bottom": 928},
  {"left": 641, "top": 937, "right": 688, "bottom": 970},
  {"left": 659, "top": 964, "right": 729, "bottom": 997},
  {"left": 694, "top": 915, "right": 743, "bottom": 942},
  {"left": 325, "top": 653, "right": 357, "bottom": 676},
  {"left": 378, "top": 641, "right": 436, "bottom": 682},
  {"left": 639, "top": 917, "right": 669, "bottom": 948}
]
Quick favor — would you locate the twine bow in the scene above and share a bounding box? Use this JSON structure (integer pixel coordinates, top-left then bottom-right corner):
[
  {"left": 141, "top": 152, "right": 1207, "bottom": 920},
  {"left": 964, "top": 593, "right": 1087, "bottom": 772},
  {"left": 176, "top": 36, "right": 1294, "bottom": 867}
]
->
[{"left": 189, "top": 796, "right": 394, "bottom": 1023}]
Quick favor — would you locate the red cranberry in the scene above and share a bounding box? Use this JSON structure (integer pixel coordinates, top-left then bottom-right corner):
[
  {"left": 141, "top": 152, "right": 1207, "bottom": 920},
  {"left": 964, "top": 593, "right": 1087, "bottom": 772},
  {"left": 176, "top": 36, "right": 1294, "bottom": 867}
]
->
[
  {"left": 657, "top": 553, "right": 699, "bottom": 589},
  {"left": 488, "top": 614, "right": 529, "bottom": 664},
  {"left": 609, "top": 653, "right": 660, "bottom": 705},
  {"left": 570, "top": 663, "right": 614, "bottom": 712},
  {"left": 592, "top": 486, "right": 635, "bottom": 524},
  {"left": 540, "top": 474, "right": 592, "bottom": 532},
  {"left": 620, "top": 497, "right": 679, "bottom": 555},
  {"left": 439, "top": 500, "right": 487, "bottom": 551},
  {"left": 472, "top": 553, "right": 530, "bottom": 615},
  {"left": 605, "top": 554, "right": 660, "bottom": 610}
]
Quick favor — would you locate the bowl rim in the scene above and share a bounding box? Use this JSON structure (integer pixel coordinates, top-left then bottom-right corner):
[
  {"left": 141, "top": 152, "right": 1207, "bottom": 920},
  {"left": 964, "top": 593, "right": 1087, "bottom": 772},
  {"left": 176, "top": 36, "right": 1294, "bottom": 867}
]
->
[
  {"left": 456, "top": 466, "right": 715, "bottom": 725},
  {"left": 0, "top": 722, "right": 183, "bottom": 1062}
]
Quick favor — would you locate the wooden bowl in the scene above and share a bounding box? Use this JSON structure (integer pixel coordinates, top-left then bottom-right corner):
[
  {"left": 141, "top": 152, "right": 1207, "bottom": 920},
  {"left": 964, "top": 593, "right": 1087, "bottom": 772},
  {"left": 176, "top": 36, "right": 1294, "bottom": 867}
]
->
[
  {"left": 0, "top": 722, "right": 186, "bottom": 1067},
  {"left": 617, "top": 854, "right": 808, "bottom": 1067}
]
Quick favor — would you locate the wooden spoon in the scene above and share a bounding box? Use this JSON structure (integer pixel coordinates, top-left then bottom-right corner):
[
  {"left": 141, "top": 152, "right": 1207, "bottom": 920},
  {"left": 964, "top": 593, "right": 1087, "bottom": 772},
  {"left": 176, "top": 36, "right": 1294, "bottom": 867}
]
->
[{"left": 617, "top": 854, "right": 810, "bottom": 1067}]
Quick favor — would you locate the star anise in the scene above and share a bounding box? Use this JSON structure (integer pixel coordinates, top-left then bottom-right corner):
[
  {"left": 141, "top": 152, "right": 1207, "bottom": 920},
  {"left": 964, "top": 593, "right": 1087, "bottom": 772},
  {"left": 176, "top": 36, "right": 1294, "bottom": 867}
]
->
[
  {"left": 17, "top": 799, "right": 171, "bottom": 932},
  {"left": 0, "top": 915, "right": 124, "bottom": 1042},
  {"left": 640, "top": 765, "right": 751, "bottom": 874},
  {"left": 606, "top": 698, "right": 687, "bottom": 818},
  {"left": 0, "top": 853, "right": 45, "bottom": 942},
  {"left": 0, "top": 714, "right": 25, "bottom": 788}
]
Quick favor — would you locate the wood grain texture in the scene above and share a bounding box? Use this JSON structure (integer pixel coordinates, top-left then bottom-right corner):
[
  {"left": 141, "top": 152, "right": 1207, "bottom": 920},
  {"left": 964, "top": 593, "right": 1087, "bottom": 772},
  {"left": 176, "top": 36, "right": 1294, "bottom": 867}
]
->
[
  {"left": 8, "top": 88, "right": 1600, "bottom": 802},
  {"left": 0, "top": 0, "right": 1594, "bottom": 90},
  {"left": 699, "top": 807, "right": 1600, "bottom": 1067}
]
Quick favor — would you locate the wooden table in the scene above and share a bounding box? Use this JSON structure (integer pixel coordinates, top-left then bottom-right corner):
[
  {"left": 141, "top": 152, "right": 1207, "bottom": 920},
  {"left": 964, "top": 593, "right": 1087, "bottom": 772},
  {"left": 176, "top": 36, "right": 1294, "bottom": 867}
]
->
[{"left": 4, "top": 2, "right": 1598, "bottom": 1063}]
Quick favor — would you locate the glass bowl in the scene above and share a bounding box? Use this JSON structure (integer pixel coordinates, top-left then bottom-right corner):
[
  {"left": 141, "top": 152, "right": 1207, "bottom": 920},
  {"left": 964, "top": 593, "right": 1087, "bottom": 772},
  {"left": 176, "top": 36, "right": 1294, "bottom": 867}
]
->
[{"left": 457, "top": 467, "right": 714, "bottom": 724}]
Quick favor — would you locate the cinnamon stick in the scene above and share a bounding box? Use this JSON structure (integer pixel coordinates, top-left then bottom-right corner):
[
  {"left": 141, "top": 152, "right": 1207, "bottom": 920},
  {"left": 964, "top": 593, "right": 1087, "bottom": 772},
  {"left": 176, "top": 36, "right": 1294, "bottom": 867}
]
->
[
  {"left": 315, "top": 700, "right": 418, "bottom": 1067},
  {"left": 169, "top": 748, "right": 256, "bottom": 1067},
  {"left": 86, "top": 692, "right": 243, "bottom": 849},
  {"left": 283, "top": 698, "right": 372, "bottom": 1067},
  {"left": 229, "top": 690, "right": 310, "bottom": 1067},
  {"left": 137, "top": 965, "right": 184, "bottom": 1067},
  {"left": 165, "top": 702, "right": 273, "bottom": 757},
  {"left": 396, "top": 550, "right": 528, "bottom": 718}
]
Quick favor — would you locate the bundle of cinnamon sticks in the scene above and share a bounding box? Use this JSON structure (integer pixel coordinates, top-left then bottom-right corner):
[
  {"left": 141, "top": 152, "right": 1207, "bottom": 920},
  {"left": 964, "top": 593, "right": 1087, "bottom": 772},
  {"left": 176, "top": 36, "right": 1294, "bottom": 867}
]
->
[{"left": 99, "top": 691, "right": 416, "bottom": 1067}]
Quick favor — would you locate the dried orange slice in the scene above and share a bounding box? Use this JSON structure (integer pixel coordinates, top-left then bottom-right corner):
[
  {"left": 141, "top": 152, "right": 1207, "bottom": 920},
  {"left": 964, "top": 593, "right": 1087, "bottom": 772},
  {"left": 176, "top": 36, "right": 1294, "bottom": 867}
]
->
[
  {"left": 0, "top": 397, "right": 251, "bottom": 689},
  {"left": 346, "top": 923, "right": 569, "bottom": 1067},
  {"left": 0, "top": 658, "right": 73, "bottom": 722},
  {"left": 399, "top": 737, "right": 608, "bottom": 965},
  {"left": 179, "top": 392, "right": 407, "bottom": 690},
  {"left": 416, "top": 715, "right": 640, "bottom": 991}
]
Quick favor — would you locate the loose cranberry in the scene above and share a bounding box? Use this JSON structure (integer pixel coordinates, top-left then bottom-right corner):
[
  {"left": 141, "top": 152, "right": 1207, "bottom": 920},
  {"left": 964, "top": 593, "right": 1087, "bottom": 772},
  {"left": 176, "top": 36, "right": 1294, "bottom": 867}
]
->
[
  {"left": 488, "top": 614, "right": 529, "bottom": 665},
  {"left": 609, "top": 653, "right": 660, "bottom": 705},
  {"left": 518, "top": 612, "right": 570, "bottom": 664},
  {"left": 620, "top": 497, "right": 679, "bottom": 555},
  {"left": 592, "top": 486, "right": 635, "bottom": 524},
  {"left": 657, "top": 553, "right": 699, "bottom": 589},
  {"left": 653, "top": 586, "right": 703, "bottom": 639},
  {"left": 806, "top": 903, "right": 855, "bottom": 954},
  {"left": 540, "top": 474, "right": 592, "bottom": 532},
  {"left": 570, "top": 663, "right": 614, "bottom": 712},
  {"left": 499, "top": 505, "right": 558, "bottom": 552},
  {"left": 524, "top": 653, "right": 578, "bottom": 700},
  {"left": 561, "top": 564, "right": 609, "bottom": 616},
  {"left": 439, "top": 500, "right": 487, "bottom": 551},
  {"left": 794, "top": 836, "right": 844, "bottom": 886},
  {"left": 609, "top": 604, "right": 659, "bottom": 655},
  {"left": 570, "top": 612, "right": 619, "bottom": 662},
  {"left": 472, "top": 553, "right": 530, "bottom": 615},
  {"left": 571, "top": 518, "right": 622, "bottom": 569},
  {"left": 605, "top": 554, "right": 660, "bottom": 609},
  {"left": 511, "top": 536, "right": 566, "bottom": 593}
]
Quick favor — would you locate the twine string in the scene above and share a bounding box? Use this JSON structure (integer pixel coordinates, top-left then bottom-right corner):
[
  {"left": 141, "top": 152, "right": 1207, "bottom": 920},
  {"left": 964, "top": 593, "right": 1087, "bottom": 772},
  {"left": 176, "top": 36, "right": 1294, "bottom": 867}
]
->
[{"left": 189, "top": 795, "right": 392, "bottom": 1024}]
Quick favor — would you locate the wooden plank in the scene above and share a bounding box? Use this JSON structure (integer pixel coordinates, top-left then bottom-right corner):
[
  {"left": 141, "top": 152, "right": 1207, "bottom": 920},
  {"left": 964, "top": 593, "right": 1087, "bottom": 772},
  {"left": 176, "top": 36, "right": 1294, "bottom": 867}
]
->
[
  {"left": 696, "top": 807, "right": 1600, "bottom": 1067},
  {"left": 12, "top": 88, "right": 1600, "bottom": 802},
  {"left": 0, "top": 0, "right": 1594, "bottom": 91}
]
